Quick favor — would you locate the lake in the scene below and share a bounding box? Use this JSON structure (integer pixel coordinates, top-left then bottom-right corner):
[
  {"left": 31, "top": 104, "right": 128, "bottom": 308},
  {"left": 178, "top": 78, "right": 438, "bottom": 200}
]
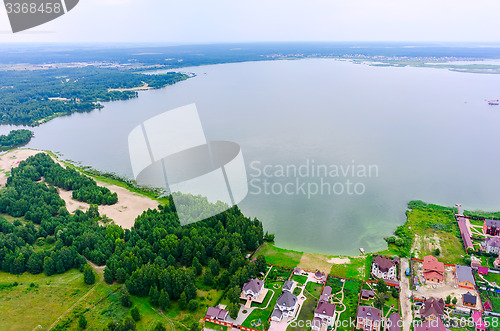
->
[{"left": 2, "top": 59, "right": 500, "bottom": 255}]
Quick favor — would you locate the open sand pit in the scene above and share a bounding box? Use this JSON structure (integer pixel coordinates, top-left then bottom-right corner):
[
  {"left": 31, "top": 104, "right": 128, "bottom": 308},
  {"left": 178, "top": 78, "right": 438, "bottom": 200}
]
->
[{"left": 0, "top": 149, "right": 159, "bottom": 229}]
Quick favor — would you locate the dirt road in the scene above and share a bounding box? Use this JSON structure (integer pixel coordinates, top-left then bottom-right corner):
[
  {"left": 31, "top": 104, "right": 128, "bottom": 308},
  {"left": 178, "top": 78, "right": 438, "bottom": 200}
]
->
[{"left": 400, "top": 258, "right": 412, "bottom": 331}]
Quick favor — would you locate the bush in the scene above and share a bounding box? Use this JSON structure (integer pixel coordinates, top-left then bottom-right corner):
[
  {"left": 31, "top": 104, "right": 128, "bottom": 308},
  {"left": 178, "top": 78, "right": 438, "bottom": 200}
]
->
[
  {"left": 78, "top": 315, "right": 87, "bottom": 329},
  {"left": 130, "top": 306, "right": 141, "bottom": 321},
  {"left": 83, "top": 264, "right": 96, "bottom": 285},
  {"left": 121, "top": 289, "right": 132, "bottom": 307}
]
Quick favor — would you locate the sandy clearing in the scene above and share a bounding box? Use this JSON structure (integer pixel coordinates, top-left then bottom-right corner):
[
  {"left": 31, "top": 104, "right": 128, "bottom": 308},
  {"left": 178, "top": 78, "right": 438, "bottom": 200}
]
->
[
  {"left": 108, "top": 82, "right": 151, "bottom": 92},
  {"left": 0, "top": 149, "right": 159, "bottom": 229},
  {"left": 327, "top": 257, "right": 351, "bottom": 264}
]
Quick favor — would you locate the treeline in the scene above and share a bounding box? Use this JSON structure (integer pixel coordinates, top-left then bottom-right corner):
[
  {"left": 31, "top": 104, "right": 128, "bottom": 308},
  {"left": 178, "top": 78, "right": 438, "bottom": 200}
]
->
[
  {"left": 0, "top": 154, "right": 269, "bottom": 320},
  {"left": 4, "top": 153, "right": 117, "bottom": 207},
  {"left": 0, "top": 67, "right": 188, "bottom": 125},
  {"left": 0, "top": 129, "right": 33, "bottom": 150}
]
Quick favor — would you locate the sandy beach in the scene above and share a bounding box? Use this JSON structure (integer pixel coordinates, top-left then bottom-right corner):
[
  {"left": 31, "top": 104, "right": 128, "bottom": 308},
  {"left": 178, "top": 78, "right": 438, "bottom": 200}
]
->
[{"left": 0, "top": 149, "right": 159, "bottom": 229}]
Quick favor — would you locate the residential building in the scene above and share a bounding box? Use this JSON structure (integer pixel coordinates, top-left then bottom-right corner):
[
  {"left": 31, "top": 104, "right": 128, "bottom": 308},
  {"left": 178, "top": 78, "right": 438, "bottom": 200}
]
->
[
  {"left": 371, "top": 255, "right": 397, "bottom": 280},
  {"left": 356, "top": 306, "right": 381, "bottom": 331},
  {"left": 470, "top": 255, "right": 482, "bottom": 268},
  {"left": 293, "top": 267, "right": 302, "bottom": 275},
  {"left": 283, "top": 280, "right": 294, "bottom": 292},
  {"left": 388, "top": 313, "right": 401, "bottom": 331},
  {"left": 462, "top": 292, "right": 477, "bottom": 308},
  {"left": 242, "top": 278, "right": 264, "bottom": 300},
  {"left": 478, "top": 267, "right": 488, "bottom": 275},
  {"left": 314, "top": 270, "right": 326, "bottom": 281},
  {"left": 361, "top": 289, "right": 375, "bottom": 300},
  {"left": 483, "top": 237, "right": 500, "bottom": 254},
  {"left": 455, "top": 265, "right": 476, "bottom": 289},
  {"left": 420, "top": 297, "right": 445, "bottom": 322},
  {"left": 320, "top": 286, "right": 332, "bottom": 302},
  {"left": 483, "top": 219, "right": 500, "bottom": 236},
  {"left": 205, "top": 307, "right": 228, "bottom": 321},
  {"left": 271, "top": 291, "right": 298, "bottom": 321},
  {"left": 494, "top": 252, "right": 500, "bottom": 269},
  {"left": 423, "top": 255, "right": 445, "bottom": 284},
  {"left": 312, "top": 301, "right": 336, "bottom": 330}
]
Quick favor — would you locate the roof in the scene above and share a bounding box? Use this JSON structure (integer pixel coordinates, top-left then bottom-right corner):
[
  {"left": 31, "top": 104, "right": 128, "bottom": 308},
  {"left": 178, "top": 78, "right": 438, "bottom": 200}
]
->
[
  {"left": 293, "top": 267, "right": 302, "bottom": 274},
  {"left": 312, "top": 317, "right": 322, "bottom": 328},
  {"left": 315, "top": 271, "right": 325, "bottom": 278},
  {"left": 283, "top": 280, "right": 294, "bottom": 291},
  {"left": 485, "top": 237, "right": 500, "bottom": 248},
  {"left": 423, "top": 270, "right": 445, "bottom": 281},
  {"left": 314, "top": 300, "right": 335, "bottom": 317},
  {"left": 357, "top": 306, "right": 381, "bottom": 323},
  {"left": 423, "top": 255, "right": 445, "bottom": 273},
  {"left": 478, "top": 266, "right": 489, "bottom": 274},
  {"left": 276, "top": 291, "right": 298, "bottom": 308},
  {"left": 271, "top": 308, "right": 282, "bottom": 319},
  {"left": 414, "top": 319, "right": 448, "bottom": 331},
  {"left": 322, "top": 286, "right": 332, "bottom": 296},
  {"left": 361, "top": 289, "right": 375, "bottom": 298},
  {"left": 388, "top": 313, "right": 401, "bottom": 331},
  {"left": 457, "top": 219, "right": 473, "bottom": 250},
  {"left": 373, "top": 255, "right": 396, "bottom": 272},
  {"left": 485, "top": 219, "right": 500, "bottom": 228},
  {"left": 462, "top": 292, "right": 477, "bottom": 305},
  {"left": 420, "top": 297, "right": 445, "bottom": 319},
  {"left": 242, "top": 278, "right": 264, "bottom": 293},
  {"left": 455, "top": 265, "right": 476, "bottom": 285},
  {"left": 206, "top": 307, "right": 228, "bottom": 320},
  {"left": 472, "top": 311, "right": 486, "bottom": 330}
]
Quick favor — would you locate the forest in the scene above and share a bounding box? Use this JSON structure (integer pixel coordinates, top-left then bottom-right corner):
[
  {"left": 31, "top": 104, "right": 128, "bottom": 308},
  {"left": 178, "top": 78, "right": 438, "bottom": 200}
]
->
[
  {"left": 0, "top": 153, "right": 268, "bottom": 328},
  {"left": 0, "top": 67, "right": 188, "bottom": 125},
  {"left": 0, "top": 129, "right": 33, "bottom": 150}
]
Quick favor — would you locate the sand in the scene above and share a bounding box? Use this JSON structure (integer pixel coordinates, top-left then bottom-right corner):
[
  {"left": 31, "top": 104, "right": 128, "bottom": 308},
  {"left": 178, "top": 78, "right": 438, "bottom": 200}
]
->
[
  {"left": 327, "top": 257, "right": 351, "bottom": 264},
  {"left": 0, "top": 149, "right": 158, "bottom": 229}
]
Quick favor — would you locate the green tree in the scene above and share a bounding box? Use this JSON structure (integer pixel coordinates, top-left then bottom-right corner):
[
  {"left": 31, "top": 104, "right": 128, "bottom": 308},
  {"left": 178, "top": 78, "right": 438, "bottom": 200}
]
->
[
  {"left": 190, "top": 322, "right": 200, "bottom": 331},
  {"left": 445, "top": 295, "right": 451, "bottom": 304},
  {"left": 179, "top": 291, "right": 187, "bottom": 310},
  {"left": 159, "top": 290, "right": 170, "bottom": 310},
  {"left": 104, "top": 266, "right": 114, "bottom": 284},
  {"left": 192, "top": 257, "right": 202, "bottom": 276},
  {"left": 433, "top": 248, "right": 440, "bottom": 256},
  {"left": 83, "top": 264, "right": 96, "bottom": 285},
  {"left": 130, "top": 306, "right": 141, "bottom": 321},
  {"left": 78, "top": 315, "right": 88, "bottom": 329},
  {"left": 227, "top": 302, "right": 239, "bottom": 319},
  {"left": 149, "top": 286, "right": 160, "bottom": 306},
  {"left": 121, "top": 288, "right": 132, "bottom": 307},
  {"left": 153, "top": 322, "right": 166, "bottom": 331},
  {"left": 203, "top": 269, "right": 213, "bottom": 286},
  {"left": 376, "top": 279, "right": 387, "bottom": 294},
  {"left": 187, "top": 299, "right": 198, "bottom": 311},
  {"left": 452, "top": 297, "right": 458, "bottom": 305},
  {"left": 374, "top": 292, "right": 385, "bottom": 309}
]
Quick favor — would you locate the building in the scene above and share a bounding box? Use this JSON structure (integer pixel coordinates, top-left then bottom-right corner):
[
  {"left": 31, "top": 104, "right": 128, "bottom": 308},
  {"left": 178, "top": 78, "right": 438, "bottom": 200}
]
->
[
  {"left": 455, "top": 265, "right": 476, "bottom": 289},
  {"left": 293, "top": 267, "right": 302, "bottom": 275},
  {"left": 472, "top": 311, "right": 486, "bottom": 331},
  {"left": 271, "top": 291, "right": 298, "bottom": 321},
  {"left": 320, "top": 286, "right": 332, "bottom": 302},
  {"left": 414, "top": 318, "right": 449, "bottom": 331},
  {"left": 420, "top": 297, "right": 445, "bottom": 322},
  {"left": 388, "top": 313, "right": 401, "bottom": 331},
  {"left": 462, "top": 292, "right": 477, "bottom": 308},
  {"left": 371, "top": 255, "right": 397, "bottom": 280},
  {"left": 483, "top": 237, "right": 500, "bottom": 254},
  {"left": 361, "top": 289, "right": 375, "bottom": 300},
  {"left": 457, "top": 217, "right": 474, "bottom": 251},
  {"left": 483, "top": 219, "right": 500, "bottom": 236},
  {"left": 312, "top": 301, "right": 336, "bottom": 330},
  {"left": 283, "top": 280, "right": 294, "bottom": 292},
  {"left": 205, "top": 307, "right": 228, "bottom": 321},
  {"left": 356, "top": 306, "right": 381, "bottom": 331},
  {"left": 242, "top": 278, "right": 264, "bottom": 300},
  {"left": 470, "top": 255, "right": 482, "bottom": 268},
  {"left": 494, "top": 253, "right": 500, "bottom": 269},
  {"left": 314, "top": 270, "right": 326, "bottom": 281},
  {"left": 478, "top": 266, "right": 488, "bottom": 275},
  {"left": 423, "top": 256, "right": 445, "bottom": 284}
]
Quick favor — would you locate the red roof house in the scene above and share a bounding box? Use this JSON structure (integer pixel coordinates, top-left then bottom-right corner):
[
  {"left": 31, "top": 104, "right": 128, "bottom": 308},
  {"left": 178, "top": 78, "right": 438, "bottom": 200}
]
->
[{"left": 423, "top": 256, "right": 445, "bottom": 284}]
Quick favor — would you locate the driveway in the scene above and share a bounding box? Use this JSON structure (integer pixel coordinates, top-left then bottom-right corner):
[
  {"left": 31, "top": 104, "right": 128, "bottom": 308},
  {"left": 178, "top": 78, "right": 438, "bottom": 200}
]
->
[{"left": 400, "top": 258, "right": 412, "bottom": 331}]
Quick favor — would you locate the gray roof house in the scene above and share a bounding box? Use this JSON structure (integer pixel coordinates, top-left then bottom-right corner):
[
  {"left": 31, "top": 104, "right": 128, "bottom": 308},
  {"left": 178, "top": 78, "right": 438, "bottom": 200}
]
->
[
  {"left": 320, "top": 286, "right": 332, "bottom": 302},
  {"left": 242, "top": 278, "right": 264, "bottom": 300},
  {"left": 456, "top": 265, "right": 476, "bottom": 289},
  {"left": 484, "top": 237, "right": 500, "bottom": 254},
  {"left": 283, "top": 280, "right": 294, "bottom": 292},
  {"left": 205, "top": 307, "right": 228, "bottom": 321},
  {"left": 271, "top": 291, "right": 299, "bottom": 321}
]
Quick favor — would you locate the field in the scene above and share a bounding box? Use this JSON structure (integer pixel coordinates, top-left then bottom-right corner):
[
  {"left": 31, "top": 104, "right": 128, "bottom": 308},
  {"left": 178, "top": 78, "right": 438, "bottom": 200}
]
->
[
  {"left": 329, "top": 256, "right": 369, "bottom": 280},
  {"left": 304, "top": 281, "right": 323, "bottom": 299},
  {"left": 326, "top": 277, "right": 362, "bottom": 331},
  {"left": 253, "top": 243, "right": 302, "bottom": 268},
  {"left": 292, "top": 274, "right": 308, "bottom": 286},
  {"left": 287, "top": 291, "right": 316, "bottom": 331}
]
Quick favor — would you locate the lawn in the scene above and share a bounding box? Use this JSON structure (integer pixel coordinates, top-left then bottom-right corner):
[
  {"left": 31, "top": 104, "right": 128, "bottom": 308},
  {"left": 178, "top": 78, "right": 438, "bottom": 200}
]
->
[
  {"left": 251, "top": 290, "right": 273, "bottom": 308},
  {"left": 333, "top": 279, "right": 362, "bottom": 331},
  {"left": 267, "top": 266, "right": 292, "bottom": 282},
  {"left": 205, "top": 321, "right": 228, "bottom": 331},
  {"left": 329, "top": 256, "right": 368, "bottom": 280},
  {"left": 241, "top": 281, "right": 283, "bottom": 330},
  {"left": 287, "top": 291, "right": 317, "bottom": 331},
  {"left": 305, "top": 281, "right": 323, "bottom": 299},
  {"left": 481, "top": 271, "right": 500, "bottom": 286},
  {"left": 292, "top": 274, "right": 308, "bottom": 286},
  {"left": 253, "top": 243, "right": 302, "bottom": 268}
]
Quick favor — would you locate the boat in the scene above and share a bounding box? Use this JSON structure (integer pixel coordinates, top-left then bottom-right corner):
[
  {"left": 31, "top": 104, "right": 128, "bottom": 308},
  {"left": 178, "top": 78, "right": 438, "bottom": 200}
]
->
[{"left": 488, "top": 100, "right": 499, "bottom": 106}]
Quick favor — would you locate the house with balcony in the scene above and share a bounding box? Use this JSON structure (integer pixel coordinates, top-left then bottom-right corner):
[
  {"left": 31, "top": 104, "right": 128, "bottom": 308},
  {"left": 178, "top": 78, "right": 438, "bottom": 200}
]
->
[{"left": 371, "top": 255, "right": 397, "bottom": 280}]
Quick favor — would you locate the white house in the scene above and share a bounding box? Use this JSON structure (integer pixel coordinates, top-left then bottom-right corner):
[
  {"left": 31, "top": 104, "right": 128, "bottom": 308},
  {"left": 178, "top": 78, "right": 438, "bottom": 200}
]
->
[
  {"left": 242, "top": 278, "right": 264, "bottom": 300},
  {"left": 312, "top": 301, "right": 336, "bottom": 330},
  {"left": 483, "top": 237, "right": 500, "bottom": 254},
  {"left": 271, "top": 291, "right": 298, "bottom": 321},
  {"left": 371, "top": 255, "right": 397, "bottom": 280}
]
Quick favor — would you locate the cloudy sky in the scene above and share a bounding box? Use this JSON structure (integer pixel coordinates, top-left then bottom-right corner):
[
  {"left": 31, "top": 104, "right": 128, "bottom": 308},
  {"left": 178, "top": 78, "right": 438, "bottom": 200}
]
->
[{"left": 0, "top": 0, "right": 499, "bottom": 43}]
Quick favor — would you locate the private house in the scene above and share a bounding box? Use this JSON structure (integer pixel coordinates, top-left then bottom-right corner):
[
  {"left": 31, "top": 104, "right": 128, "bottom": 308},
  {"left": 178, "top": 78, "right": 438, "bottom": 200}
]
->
[
  {"left": 283, "top": 280, "right": 294, "bottom": 292},
  {"left": 483, "top": 237, "right": 500, "bottom": 254},
  {"left": 293, "top": 267, "right": 303, "bottom": 275},
  {"left": 478, "top": 267, "right": 488, "bottom": 275},
  {"left": 242, "top": 278, "right": 264, "bottom": 300},
  {"left": 271, "top": 291, "right": 298, "bottom": 321},
  {"left": 420, "top": 297, "right": 445, "bottom": 322},
  {"left": 356, "top": 306, "right": 382, "bottom": 331},
  {"left": 314, "top": 270, "right": 326, "bottom": 281},
  {"left": 388, "top": 313, "right": 401, "bottom": 331},
  {"left": 462, "top": 292, "right": 477, "bottom": 308},
  {"left": 457, "top": 217, "right": 474, "bottom": 251},
  {"left": 414, "top": 318, "right": 449, "bottom": 331},
  {"left": 371, "top": 255, "right": 397, "bottom": 280},
  {"left": 472, "top": 311, "right": 486, "bottom": 331},
  {"left": 455, "top": 265, "right": 476, "bottom": 289},
  {"left": 494, "top": 253, "right": 500, "bottom": 269},
  {"left": 205, "top": 307, "right": 229, "bottom": 321},
  {"left": 423, "top": 256, "right": 445, "bottom": 284},
  {"left": 312, "top": 286, "right": 335, "bottom": 330},
  {"left": 361, "top": 289, "right": 375, "bottom": 300},
  {"left": 483, "top": 219, "right": 500, "bottom": 236},
  {"left": 470, "top": 255, "right": 482, "bottom": 269}
]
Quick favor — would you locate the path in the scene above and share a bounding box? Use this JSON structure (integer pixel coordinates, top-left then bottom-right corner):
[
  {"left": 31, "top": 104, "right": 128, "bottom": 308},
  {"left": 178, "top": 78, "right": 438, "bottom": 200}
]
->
[
  {"left": 399, "top": 258, "right": 412, "bottom": 331},
  {"left": 46, "top": 283, "right": 98, "bottom": 330},
  {"left": 333, "top": 280, "right": 346, "bottom": 331}
]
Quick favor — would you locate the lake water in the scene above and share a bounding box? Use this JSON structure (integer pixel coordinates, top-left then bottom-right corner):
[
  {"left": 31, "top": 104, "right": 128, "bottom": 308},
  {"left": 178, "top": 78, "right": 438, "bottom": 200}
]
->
[{"left": 2, "top": 59, "right": 500, "bottom": 255}]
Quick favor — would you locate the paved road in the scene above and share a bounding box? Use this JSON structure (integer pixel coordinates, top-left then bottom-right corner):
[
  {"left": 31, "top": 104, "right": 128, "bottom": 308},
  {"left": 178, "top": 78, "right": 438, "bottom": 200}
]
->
[{"left": 400, "top": 258, "right": 412, "bottom": 331}]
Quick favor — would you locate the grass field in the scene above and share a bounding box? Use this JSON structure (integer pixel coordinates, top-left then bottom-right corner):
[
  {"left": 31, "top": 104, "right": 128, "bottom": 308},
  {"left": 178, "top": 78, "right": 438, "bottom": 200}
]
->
[
  {"left": 304, "top": 281, "right": 323, "bottom": 299},
  {"left": 329, "top": 256, "right": 368, "bottom": 280},
  {"left": 241, "top": 281, "right": 283, "bottom": 330},
  {"left": 287, "top": 291, "right": 316, "bottom": 331},
  {"left": 327, "top": 277, "right": 362, "bottom": 331},
  {"left": 292, "top": 275, "right": 308, "bottom": 286},
  {"left": 254, "top": 243, "right": 302, "bottom": 268}
]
